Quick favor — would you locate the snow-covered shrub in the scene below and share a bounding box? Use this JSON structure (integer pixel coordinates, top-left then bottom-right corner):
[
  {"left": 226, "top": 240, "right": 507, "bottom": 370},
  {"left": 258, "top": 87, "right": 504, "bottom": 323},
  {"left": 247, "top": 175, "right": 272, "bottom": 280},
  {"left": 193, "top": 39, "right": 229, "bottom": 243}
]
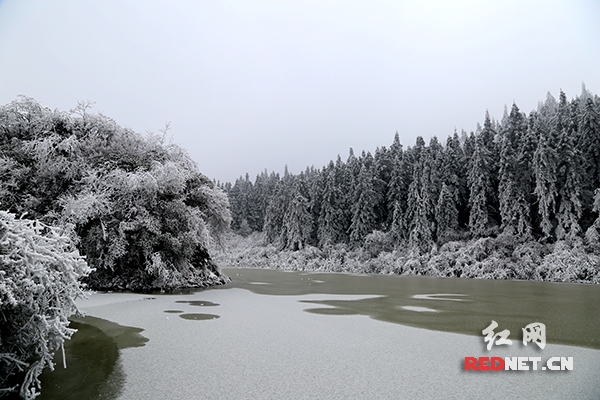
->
[
  {"left": 363, "top": 230, "right": 394, "bottom": 257},
  {"left": 0, "top": 211, "right": 91, "bottom": 399},
  {"left": 402, "top": 257, "right": 423, "bottom": 275},
  {"left": 511, "top": 241, "right": 547, "bottom": 280},
  {"left": 537, "top": 241, "right": 600, "bottom": 283},
  {"left": 425, "top": 253, "right": 455, "bottom": 276},
  {"left": 218, "top": 231, "right": 600, "bottom": 284}
]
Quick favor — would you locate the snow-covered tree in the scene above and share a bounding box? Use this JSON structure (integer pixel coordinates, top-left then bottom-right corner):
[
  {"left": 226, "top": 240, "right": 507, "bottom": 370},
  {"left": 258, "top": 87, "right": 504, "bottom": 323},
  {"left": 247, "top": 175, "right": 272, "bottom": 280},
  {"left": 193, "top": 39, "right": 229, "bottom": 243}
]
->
[
  {"left": 317, "top": 162, "right": 346, "bottom": 246},
  {"left": 349, "top": 163, "right": 378, "bottom": 246},
  {"left": 406, "top": 147, "right": 434, "bottom": 253},
  {"left": 0, "top": 97, "right": 231, "bottom": 291},
  {"left": 436, "top": 183, "right": 459, "bottom": 241},
  {"left": 468, "top": 132, "right": 492, "bottom": 236},
  {"left": 578, "top": 96, "right": 600, "bottom": 190},
  {"left": 0, "top": 212, "right": 91, "bottom": 399},
  {"left": 282, "top": 173, "right": 312, "bottom": 250},
  {"left": 532, "top": 111, "right": 558, "bottom": 238},
  {"left": 555, "top": 90, "right": 583, "bottom": 240},
  {"left": 498, "top": 103, "right": 532, "bottom": 236},
  {"left": 264, "top": 178, "right": 289, "bottom": 244},
  {"left": 386, "top": 133, "right": 405, "bottom": 229}
]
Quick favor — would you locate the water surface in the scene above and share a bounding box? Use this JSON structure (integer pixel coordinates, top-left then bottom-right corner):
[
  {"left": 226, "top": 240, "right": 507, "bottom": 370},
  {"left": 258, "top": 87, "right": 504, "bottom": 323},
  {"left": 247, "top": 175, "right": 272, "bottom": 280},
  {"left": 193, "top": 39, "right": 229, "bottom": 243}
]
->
[
  {"left": 38, "top": 316, "right": 148, "bottom": 400},
  {"left": 31, "top": 268, "right": 600, "bottom": 399},
  {"left": 223, "top": 267, "right": 600, "bottom": 350}
]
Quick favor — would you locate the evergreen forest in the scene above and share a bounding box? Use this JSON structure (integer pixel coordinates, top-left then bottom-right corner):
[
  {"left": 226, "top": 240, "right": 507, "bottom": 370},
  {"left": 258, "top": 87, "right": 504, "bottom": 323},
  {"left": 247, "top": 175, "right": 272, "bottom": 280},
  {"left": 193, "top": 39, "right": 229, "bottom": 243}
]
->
[{"left": 221, "top": 87, "right": 600, "bottom": 283}]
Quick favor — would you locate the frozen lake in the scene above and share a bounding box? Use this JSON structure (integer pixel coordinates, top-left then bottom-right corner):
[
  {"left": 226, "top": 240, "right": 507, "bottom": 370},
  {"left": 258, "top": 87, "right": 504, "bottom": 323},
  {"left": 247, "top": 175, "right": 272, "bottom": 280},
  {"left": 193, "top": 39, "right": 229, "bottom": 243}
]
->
[{"left": 39, "top": 268, "right": 600, "bottom": 399}]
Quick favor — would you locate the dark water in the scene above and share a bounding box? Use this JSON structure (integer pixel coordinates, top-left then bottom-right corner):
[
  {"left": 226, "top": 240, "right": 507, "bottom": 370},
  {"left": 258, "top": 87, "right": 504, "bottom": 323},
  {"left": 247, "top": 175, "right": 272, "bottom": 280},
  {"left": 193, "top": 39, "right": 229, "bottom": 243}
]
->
[
  {"left": 222, "top": 268, "right": 600, "bottom": 350},
  {"left": 37, "top": 316, "right": 148, "bottom": 400},
  {"left": 178, "top": 313, "right": 220, "bottom": 320},
  {"left": 175, "top": 300, "right": 219, "bottom": 307}
]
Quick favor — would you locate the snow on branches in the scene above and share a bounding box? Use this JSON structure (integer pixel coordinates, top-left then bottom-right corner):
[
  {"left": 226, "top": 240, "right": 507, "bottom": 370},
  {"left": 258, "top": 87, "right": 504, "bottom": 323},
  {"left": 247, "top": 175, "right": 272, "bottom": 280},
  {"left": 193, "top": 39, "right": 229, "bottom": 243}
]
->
[{"left": 0, "top": 211, "right": 92, "bottom": 399}]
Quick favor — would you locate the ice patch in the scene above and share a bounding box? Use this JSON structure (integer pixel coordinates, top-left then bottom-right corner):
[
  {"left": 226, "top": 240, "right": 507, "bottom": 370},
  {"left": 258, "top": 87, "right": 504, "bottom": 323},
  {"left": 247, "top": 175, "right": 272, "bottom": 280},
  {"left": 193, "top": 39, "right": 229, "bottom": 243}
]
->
[
  {"left": 412, "top": 294, "right": 468, "bottom": 301},
  {"left": 402, "top": 306, "right": 438, "bottom": 312}
]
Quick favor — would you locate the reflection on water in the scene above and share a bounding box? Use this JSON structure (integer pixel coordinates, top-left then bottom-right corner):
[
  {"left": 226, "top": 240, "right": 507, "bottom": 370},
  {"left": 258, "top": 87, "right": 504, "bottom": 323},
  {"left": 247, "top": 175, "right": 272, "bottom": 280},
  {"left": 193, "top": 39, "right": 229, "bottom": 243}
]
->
[
  {"left": 38, "top": 316, "right": 148, "bottom": 400},
  {"left": 223, "top": 267, "right": 600, "bottom": 350}
]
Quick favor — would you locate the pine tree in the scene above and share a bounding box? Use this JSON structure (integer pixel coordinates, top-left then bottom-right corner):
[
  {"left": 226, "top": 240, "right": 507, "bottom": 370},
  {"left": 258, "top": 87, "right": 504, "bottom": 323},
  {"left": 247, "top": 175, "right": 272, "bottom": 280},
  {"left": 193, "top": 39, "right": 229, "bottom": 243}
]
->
[
  {"left": 556, "top": 155, "right": 583, "bottom": 241},
  {"left": 532, "top": 111, "right": 558, "bottom": 238},
  {"left": 282, "top": 173, "right": 312, "bottom": 250},
  {"left": 462, "top": 130, "right": 476, "bottom": 166},
  {"left": 480, "top": 110, "right": 497, "bottom": 152},
  {"left": 373, "top": 146, "right": 393, "bottom": 229},
  {"left": 436, "top": 183, "right": 459, "bottom": 241},
  {"left": 317, "top": 162, "right": 346, "bottom": 246},
  {"left": 498, "top": 103, "right": 532, "bottom": 236},
  {"left": 521, "top": 112, "right": 538, "bottom": 224},
  {"left": 348, "top": 163, "right": 378, "bottom": 246},
  {"left": 389, "top": 131, "right": 403, "bottom": 159},
  {"left": 443, "top": 132, "right": 467, "bottom": 225},
  {"left": 406, "top": 147, "right": 434, "bottom": 253},
  {"left": 578, "top": 94, "right": 600, "bottom": 190},
  {"left": 245, "top": 174, "right": 262, "bottom": 231},
  {"left": 481, "top": 111, "right": 501, "bottom": 225},
  {"left": 387, "top": 133, "right": 405, "bottom": 230},
  {"left": 468, "top": 133, "right": 492, "bottom": 236},
  {"left": 555, "top": 90, "right": 583, "bottom": 240},
  {"left": 408, "top": 187, "right": 433, "bottom": 254},
  {"left": 308, "top": 168, "right": 324, "bottom": 244},
  {"left": 427, "top": 137, "right": 444, "bottom": 219},
  {"left": 390, "top": 138, "right": 426, "bottom": 243},
  {"left": 263, "top": 178, "right": 288, "bottom": 244},
  {"left": 392, "top": 137, "right": 425, "bottom": 242},
  {"left": 576, "top": 95, "right": 600, "bottom": 231},
  {"left": 538, "top": 92, "right": 559, "bottom": 148}
]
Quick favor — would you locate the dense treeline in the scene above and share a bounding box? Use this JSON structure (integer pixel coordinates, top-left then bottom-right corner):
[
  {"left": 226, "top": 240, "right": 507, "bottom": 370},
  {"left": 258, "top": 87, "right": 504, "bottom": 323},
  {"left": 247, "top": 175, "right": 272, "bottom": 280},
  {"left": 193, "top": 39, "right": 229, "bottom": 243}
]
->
[{"left": 223, "top": 88, "right": 600, "bottom": 282}]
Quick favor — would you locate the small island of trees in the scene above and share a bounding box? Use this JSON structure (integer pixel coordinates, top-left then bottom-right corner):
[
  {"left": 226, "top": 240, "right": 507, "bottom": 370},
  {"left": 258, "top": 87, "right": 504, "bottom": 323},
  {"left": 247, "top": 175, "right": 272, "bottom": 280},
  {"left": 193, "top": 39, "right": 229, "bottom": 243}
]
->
[{"left": 0, "top": 97, "right": 231, "bottom": 398}]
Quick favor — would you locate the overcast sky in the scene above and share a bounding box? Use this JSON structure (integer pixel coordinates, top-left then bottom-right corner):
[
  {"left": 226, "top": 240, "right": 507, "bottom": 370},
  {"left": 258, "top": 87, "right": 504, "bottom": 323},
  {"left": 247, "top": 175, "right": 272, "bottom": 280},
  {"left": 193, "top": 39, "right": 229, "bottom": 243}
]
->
[{"left": 0, "top": 0, "right": 598, "bottom": 183}]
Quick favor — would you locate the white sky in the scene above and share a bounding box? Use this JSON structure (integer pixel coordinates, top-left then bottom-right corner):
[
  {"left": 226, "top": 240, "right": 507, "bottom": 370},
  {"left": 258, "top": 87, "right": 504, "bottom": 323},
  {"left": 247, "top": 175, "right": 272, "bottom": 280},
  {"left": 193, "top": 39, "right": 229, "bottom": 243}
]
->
[{"left": 0, "top": 0, "right": 599, "bottom": 183}]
